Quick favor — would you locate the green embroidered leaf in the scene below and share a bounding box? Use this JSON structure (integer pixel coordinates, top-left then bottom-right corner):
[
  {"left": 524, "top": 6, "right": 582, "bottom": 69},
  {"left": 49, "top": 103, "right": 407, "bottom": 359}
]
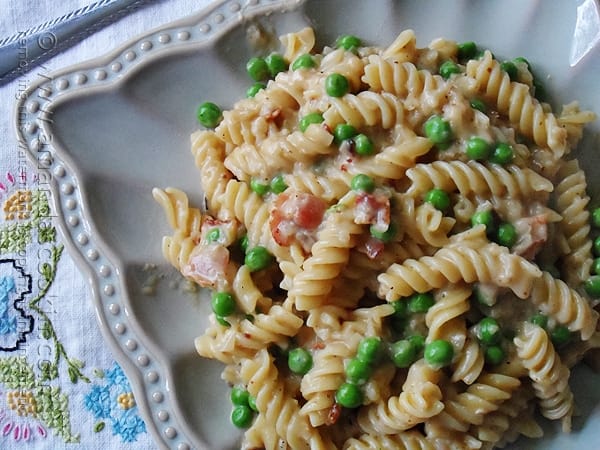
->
[
  {"left": 39, "top": 361, "right": 58, "bottom": 382},
  {"left": 0, "top": 356, "right": 36, "bottom": 389},
  {"left": 0, "top": 222, "right": 32, "bottom": 254},
  {"left": 41, "top": 321, "right": 52, "bottom": 340},
  {"left": 33, "top": 385, "right": 80, "bottom": 443},
  {"left": 40, "top": 262, "right": 53, "bottom": 282},
  {"left": 94, "top": 421, "right": 106, "bottom": 433},
  {"left": 71, "top": 358, "right": 85, "bottom": 369},
  {"left": 37, "top": 222, "right": 56, "bottom": 243},
  {"left": 67, "top": 366, "right": 79, "bottom": 384},
  {"left": 31, "top": 189, "right": 51, "bottom": 222}
]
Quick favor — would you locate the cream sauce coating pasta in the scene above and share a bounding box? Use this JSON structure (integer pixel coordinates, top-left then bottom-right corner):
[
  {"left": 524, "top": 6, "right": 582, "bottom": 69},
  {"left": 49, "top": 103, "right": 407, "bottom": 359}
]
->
[{"left": 154, "top": 27, "right": 600, "bottom": 450}]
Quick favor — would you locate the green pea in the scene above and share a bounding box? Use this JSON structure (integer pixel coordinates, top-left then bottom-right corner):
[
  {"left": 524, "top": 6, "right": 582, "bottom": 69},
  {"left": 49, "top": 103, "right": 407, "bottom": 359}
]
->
[
  {"left": 325, "top": 73, "right": 350, "bottom": 97},
  {"left": 370, "top": 223, "right": 397, "bottom": 243},
  {"left": 496, "top": 222, "right": 517, "bottom": 248},
  {"left": 529, "top": 313, "right": 548, "bottom": 329},
  {"left": 299, "top": 112, "right": 324, "bottom": 132},
  {"left": 248, "top": 395, "right": 258, "bottom": 412},
  {"left": 439, "top": 60, "right": 461, "bottom": 79},
  {"left": 230, "top": 386, "right": 250, "bottom": 406},
  {"left": 238, "top": 235, "right": 249, "bottom": 252},
  {"left": 391, "top": 299, "right": 409, "bottom": 318},
  {"left": 594, "top": 236, "right": 600, "bottom": 256},
  {"left": 513, "top": 56, "right": 531, "bottom": 69},
  {"left": 356, "top": 337, "right": 382, "bottom": 364},
  {"left": 334, "top": 123, "right": 358, "bottom": 143},
  {"left": 484, "top": 345, "right": 505, "bottom": 365},
  {"left": 490, "top": 142, "right": 514, "bottom": 165},
  {"left": 336, "top": 34, "right": 362, "bottom": 51},
  {"left": 206, "top": 228, "right": 221, "bottom": 243},
  {"left": 291, "top": 53, "right": 316, "bottom": 70},
  {"left": 592, "top": 258, "right": 600, "bottom": 275},
  {"left": 592, "top": 208, "right": 600, "bottom": 228},
  {"left": 583, "top": 275, "right": 600, "bottom": 298},
  {"left": 408, "top": 335, "right": 426, "bottom": 353},
  {"left": 216, "top": 316, "right": 231, "bottom": 327},
  {"left": 265, "top": 53, "right": 288, "bottom": 78},
  {"left": 250, "top": 178, "right": 270, "bottom": 196},
  {"left": 470, "top": 98, "right": 487, "bottom": 113},
  {"left": 457, "top": 41, "right": 477, "bottom": 60},
  {"left": 551, "top": 325, "right": 571, "bottom": 347},
  {"left": 245, "top": 246, "right": 274, "bottom": 272},
  {"left": 246, "top": 56, "right": 269, "bottom": 81},
  {"left": 288, "top": 348, "right": 313, "bottom": 375},
  {"left": 211, "top": 292, "right": 236, "bottom": 317},
  {"left": 231, "top": 404, "right": 254, "bottom": 428},
  {"left": 345, "top": 357, "right": 372, "bottom": 384},
  {"left": 424, "top": 115, "right": 453, "bottom": 146},
  {"left": 471, "top": 210, "right": 496, "bottom": 234},
  {"left": 466, "top": 136, "right": 492, "bottom": 160},
  {"left": 270, "top": 174, "right": 288, "bottom": 194},
  {"left": 335, "top": 382, "right": 363, "bottom": 408},
  {"left": 500, "top": 61, "right": 518, "bottom": 81},
  {"left": 350, "top": 174, "right": 375, "bottom": 193},
  {"left": 196, "top": 102, "right": 222, "bottom": 128},
  {"left": 408, "top": 292, "right": 435, "bottom": 313},
  {"left": 390, "top": 339, "right": 418, "bottom": 368},
  {"left": 476, "top": 317, "right": 502, "bottom": 345},
  {"left": 424, "top": 339, "right": 454, "bottom": 368},
  {"left": 424, "top": 188, "right": 451, "bottom": 212},
  {"left": 246, "top": 82, "right": 266, "bottom": 98},
  {"left": 354, "top": 133, "right": 375, "bottom": 156}
]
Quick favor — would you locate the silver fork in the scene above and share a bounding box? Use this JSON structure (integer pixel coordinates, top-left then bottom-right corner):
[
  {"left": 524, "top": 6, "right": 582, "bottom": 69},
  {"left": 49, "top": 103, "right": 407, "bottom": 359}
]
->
[{"left": 0, "top": 0, "right": 155, "bottom": 85}]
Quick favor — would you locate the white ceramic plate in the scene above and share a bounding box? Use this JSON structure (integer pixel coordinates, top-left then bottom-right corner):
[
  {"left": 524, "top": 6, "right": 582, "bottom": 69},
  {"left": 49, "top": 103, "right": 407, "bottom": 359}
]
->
[{"left": 15, "top": 0, "right": 600, "bottom": 448}]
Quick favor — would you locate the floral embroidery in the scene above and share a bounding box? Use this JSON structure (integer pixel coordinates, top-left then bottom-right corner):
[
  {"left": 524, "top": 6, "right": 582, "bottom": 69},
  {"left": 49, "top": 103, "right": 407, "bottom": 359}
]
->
[
  {"left": 0, "top": 189, "right": 51, "bottom": 254},
  {"left": 0, "top": 356, "right": 78, "bottom": 442},
  {"left": 0, "top": 172, "right": 84, "bottom": 444},
  {"left": 0, "top": 168, "right": 149, "bottom": 446},
  {"left": 84, "top": 363, "right": 146, "bottom": 443}
]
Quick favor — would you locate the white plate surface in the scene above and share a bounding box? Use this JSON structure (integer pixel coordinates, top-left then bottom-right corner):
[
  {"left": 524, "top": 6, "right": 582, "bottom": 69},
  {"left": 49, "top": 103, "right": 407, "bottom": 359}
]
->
[{"left": 15, "top": 0, "right": 600, "bottom": 448}]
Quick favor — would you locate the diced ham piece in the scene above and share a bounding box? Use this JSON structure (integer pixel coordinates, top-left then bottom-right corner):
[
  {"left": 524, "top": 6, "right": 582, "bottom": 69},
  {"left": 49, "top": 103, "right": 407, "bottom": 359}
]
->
[
  {"left": 354, "top": 192, "right": 391, "bottom": 233},
  {"left": 512, "top": 215, "right": 548, "bottom": 260},
  {"left": 360, "top": 236, "right": 386, "bottom": 259},
  {"left": 182, "top": 243, "right": 230, "bottom": 287},
  {"left": 270, "top": 191, "right": 326, "bottom": 249}
]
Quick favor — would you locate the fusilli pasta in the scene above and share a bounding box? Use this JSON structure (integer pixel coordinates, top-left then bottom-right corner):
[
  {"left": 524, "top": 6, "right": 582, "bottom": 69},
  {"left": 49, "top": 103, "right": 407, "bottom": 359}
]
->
[{"left": 154, "top": 27, "right": 599, "bottom": 450}]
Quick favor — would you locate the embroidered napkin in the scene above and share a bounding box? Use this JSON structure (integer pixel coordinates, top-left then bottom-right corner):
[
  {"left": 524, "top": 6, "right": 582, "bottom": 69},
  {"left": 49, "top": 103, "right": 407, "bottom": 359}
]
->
[{"left": 0, "top": 0, "right": 211, "bottom": 448}]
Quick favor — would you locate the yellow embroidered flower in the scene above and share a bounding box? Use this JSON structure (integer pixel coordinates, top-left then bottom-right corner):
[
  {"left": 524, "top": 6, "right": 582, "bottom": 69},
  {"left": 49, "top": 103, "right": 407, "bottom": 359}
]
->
[
  {"left": 3, "top": 190, "right": 32, "bottom": 220},
  {"left": 6, "top": 390, "right": 37, "bottom": 417},
  {"left": 117, "top": 392, "right": 135, "bottom": 410}
]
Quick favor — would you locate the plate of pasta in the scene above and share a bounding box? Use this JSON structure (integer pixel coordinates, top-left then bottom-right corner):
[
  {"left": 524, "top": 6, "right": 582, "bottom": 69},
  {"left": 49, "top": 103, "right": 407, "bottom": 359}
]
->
[{"left": 15, "top": 0, "right": 600, "bottom": 449}]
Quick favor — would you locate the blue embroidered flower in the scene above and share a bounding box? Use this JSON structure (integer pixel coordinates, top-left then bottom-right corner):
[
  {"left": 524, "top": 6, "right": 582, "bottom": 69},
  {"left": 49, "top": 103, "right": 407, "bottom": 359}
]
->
[
  {"left": 84, "top": 362, "right": 147, "bottom": 443},
  {"left": 111, "top": 409, "right": 146, "bottom": 443},
  {"left": 84, "top": 385, "right": 112, "bottom": 419},
  {"left": 104, "top": 363, "right": 128, "bottom": 390}
]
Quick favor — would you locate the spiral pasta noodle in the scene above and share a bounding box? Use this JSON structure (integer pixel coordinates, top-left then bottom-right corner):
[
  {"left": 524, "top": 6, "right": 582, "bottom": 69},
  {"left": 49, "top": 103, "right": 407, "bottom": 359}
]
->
[
  {"left": 514, "top": 323, "right": 574, "bottom": 432},
  {"left": 405, "top": 160, "right": 554, "bottom": 199},
  {"left": 553, "top": 159, "right": 593, "bottom": 285},
  {"left": 465, "top": 51, "right": 568, "bottom": 156},
  {"left": 357, "top": 359, "right": 444, "bottom": 434},
  {"left": 154, "top": 27, "right": 599, "bottom": 449},
  {"left": 378, "top": 240, "right": 542, "bottom": 301}
]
